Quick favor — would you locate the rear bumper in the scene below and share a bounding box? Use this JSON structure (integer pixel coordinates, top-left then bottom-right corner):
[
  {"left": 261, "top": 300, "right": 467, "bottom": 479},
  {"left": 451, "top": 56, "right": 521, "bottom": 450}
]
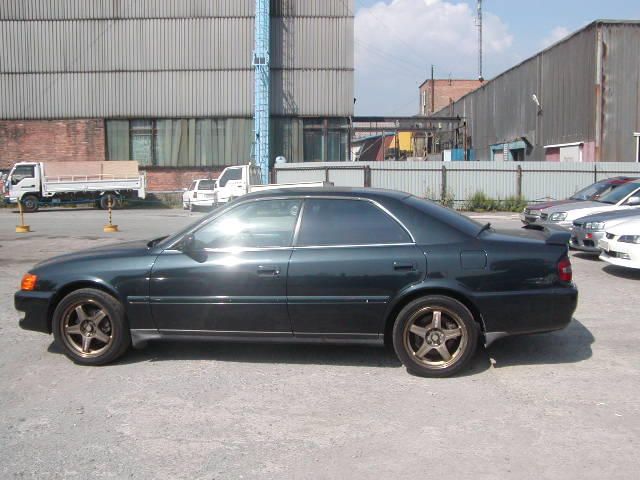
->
[
  {"left": 14, "top": 290, "right": 54, "bottom": 334},
  {"left": 476, "top": 286, "right": 578, "bottom": 336}
]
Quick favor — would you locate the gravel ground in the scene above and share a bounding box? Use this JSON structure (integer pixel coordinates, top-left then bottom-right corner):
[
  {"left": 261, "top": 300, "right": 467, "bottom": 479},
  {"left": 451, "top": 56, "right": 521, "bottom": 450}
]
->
[{"left": 0, "top": 208, "right": 638, "bottom": 479}]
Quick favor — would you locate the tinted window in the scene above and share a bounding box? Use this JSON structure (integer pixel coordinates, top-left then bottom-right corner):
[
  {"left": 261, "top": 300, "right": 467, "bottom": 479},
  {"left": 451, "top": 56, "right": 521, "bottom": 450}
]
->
[
  {"left": 296, "top": 199, "right": 411, "bottom": 246},
  {"left": 192, "top": 199, "right": 301, "bottom": 249},
  {"left": 218, "top": 168, "right": 243, "bottom": 187},
  {"left": 198, "top": 180, "right": 215, "bottom": 190}
]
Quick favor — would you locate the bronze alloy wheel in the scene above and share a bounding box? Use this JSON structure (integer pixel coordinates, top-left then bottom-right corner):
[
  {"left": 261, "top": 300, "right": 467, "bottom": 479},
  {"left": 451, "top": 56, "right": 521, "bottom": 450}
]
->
[
  {"left": 393, "top": 295, "right": 478, "bottom": 377},
  {"left": 402, "top": 306, "right": 468, "bottom": 370},
  {"left": 60, "top": 300, "right": 114, "bottom": 358}
]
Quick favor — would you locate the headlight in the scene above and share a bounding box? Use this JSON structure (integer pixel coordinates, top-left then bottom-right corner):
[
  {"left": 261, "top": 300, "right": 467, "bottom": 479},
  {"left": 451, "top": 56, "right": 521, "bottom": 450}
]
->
[
  {"left": 584, "top": 222, "right": 605, "bottom": 231},
  {"left": 618, "top": 235, "right": 640, "bottom": 244},
  {"left": 549, "top": 212, "right": 568, "bottom": 222}
]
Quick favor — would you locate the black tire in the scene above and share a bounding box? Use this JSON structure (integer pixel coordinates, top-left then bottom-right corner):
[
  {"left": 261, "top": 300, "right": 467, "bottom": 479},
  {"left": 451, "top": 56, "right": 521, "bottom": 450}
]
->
[
  {"left": 392, "top": 295, "right": 479, "bottom": 378},
  {"left": 99, "top": 193, "right": 120, "bottom": 210},
  {"left": 21, "top": 194, "right": 39, "bottom": 213},
  {"left": 52, "top": 288, "right": 131, "bottom": 366}
]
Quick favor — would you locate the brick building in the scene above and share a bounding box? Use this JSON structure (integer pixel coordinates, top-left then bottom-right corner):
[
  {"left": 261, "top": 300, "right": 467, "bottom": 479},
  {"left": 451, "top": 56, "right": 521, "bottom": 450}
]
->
[
  {"left": 418, "top": 79, "right": 484, "bottom": 116},
  {"left": 0, "top": 0, "right": 354, "bottom": 191}
]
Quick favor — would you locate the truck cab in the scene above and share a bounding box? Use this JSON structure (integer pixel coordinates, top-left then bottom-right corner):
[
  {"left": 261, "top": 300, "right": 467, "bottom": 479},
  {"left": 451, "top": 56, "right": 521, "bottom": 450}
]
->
[
  {"left": 213, "top": 165, "right": 262, "bottom": 205},
  {"left": 6, "top": 163, "right": 41, "bottom": 208}
]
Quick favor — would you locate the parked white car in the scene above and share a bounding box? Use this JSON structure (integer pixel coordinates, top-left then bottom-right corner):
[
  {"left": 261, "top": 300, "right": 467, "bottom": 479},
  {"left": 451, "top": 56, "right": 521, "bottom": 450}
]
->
[
  {"left": 182, "top": 179, "right": 216, "bottom": 211},
  {"left": 598, "top": 218, "right": 640, "bottom": 269},
  {"left": 538, "top": 180, "right": 640, "bottom": 229}
]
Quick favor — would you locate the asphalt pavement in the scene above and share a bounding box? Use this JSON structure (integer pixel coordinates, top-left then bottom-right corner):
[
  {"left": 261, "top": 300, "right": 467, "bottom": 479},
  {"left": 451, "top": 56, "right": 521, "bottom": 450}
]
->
[{"left": 0, "top": 207, "right": 638, "bottom": 479}]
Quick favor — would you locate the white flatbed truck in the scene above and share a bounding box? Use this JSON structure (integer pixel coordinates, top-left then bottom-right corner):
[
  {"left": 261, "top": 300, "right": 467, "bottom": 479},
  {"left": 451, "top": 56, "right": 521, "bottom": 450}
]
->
[
  {"left": 4, "top": 161, "right": 146, "bottom": 212},
  {"left": 205, "top": 164, "right": 329, "bottom": 209}
]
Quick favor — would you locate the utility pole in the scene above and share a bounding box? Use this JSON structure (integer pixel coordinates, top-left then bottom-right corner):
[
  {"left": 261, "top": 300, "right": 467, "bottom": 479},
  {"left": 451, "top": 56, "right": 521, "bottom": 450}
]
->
[
  {"left": 431, "top": 64, "right": 435, "bottom": 114},
  {"left": 253, "top": 0, "right": 270, "bottom": 184},
  {"left": 476, "top": 0, "right": 484, "bottom": 81}
]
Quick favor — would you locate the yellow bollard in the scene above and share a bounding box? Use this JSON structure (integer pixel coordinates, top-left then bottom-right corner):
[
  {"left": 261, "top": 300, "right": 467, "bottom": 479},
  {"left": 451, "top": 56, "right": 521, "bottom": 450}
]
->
[
  {"left": 103, "top": 196, "right": 119, "bottom": 233},
  {"left": 15, "top": 199, "right": 31, "bottom": 233}
]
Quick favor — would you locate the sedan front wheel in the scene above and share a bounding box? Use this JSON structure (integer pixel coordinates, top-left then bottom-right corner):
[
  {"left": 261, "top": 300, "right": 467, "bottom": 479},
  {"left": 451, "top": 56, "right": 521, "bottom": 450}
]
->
[
  {"left": 393, "top": 295, "right": 479, "bottom": 377},
  {"left": 52, "top": 288, "right": 130, "bottom": 365}
]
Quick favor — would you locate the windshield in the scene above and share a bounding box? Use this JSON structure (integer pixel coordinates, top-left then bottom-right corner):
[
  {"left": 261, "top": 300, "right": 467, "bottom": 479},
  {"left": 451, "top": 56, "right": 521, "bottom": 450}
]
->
[
  {"left": 597, "top": 182, "right": 640, "bottom": 204},
  {"left": 569, "top": 181, "right": 615, "bottom": 201}
]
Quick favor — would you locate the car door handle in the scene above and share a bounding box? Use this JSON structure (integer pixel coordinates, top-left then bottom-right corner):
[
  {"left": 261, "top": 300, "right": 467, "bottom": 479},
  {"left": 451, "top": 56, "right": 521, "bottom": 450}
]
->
[
  {"left": 257, "top": 265, "right": 281, "bottom": 276},
  {"left": 393, "top": 261, "right": 417, "bottom": 272}
]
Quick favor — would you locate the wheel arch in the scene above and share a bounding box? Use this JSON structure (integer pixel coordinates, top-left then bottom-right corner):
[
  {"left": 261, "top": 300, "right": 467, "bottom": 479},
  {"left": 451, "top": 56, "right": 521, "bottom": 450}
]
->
[
  {"left": 46, "top": 280, "right": 124, "bottom": 333},
  {"left": 383, "top": 287, "right": 486, "bottom": 346}
]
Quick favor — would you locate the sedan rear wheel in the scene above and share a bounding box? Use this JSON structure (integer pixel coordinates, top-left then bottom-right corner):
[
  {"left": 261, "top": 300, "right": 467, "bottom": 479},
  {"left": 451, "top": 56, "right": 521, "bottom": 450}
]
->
[
  {"left": 52, "top": 288, "right": 130, "bottom": 365},
  {"left": 393, "top": 295, "right": 478, "bottom": 377}
]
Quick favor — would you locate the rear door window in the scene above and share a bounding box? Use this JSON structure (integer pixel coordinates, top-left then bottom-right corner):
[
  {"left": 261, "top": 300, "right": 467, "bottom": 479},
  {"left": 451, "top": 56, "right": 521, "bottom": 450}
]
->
[{"left": 296, "top": 198, "right": 412, "bottom": 246}]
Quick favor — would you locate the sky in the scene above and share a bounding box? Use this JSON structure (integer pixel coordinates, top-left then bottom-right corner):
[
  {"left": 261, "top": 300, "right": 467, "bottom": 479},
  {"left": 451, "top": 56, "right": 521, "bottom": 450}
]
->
[{"left": 353, "top": 0, "right": 640, "bottom": 115}]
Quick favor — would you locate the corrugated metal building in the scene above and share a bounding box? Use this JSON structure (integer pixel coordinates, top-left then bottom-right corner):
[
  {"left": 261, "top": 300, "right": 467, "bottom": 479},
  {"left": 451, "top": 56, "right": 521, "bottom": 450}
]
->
[
  {"left": 433, "top": 21, "right": 640, "bottom": 163},
  {"left": 0, "top": 0, "right": 354, "bottom": 190}
]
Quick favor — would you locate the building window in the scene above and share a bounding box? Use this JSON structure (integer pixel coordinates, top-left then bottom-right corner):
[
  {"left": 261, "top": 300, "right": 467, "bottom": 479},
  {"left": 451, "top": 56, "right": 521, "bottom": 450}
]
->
[
  {"left": 106, "top": 119, "right": 253, "bottom": 168},
  {"left": 130, "top": 120, "right": 154, "bottom": 166},
  {"left": 106, "top": 117, "right": 350, "bottom": 167},
  {"left": 302, "top": 118, "right": 349, "bottom": 162}
]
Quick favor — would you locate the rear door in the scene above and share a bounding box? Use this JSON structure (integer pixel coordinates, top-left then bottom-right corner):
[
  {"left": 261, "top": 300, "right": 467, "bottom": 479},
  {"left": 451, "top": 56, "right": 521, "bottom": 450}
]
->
[{"left": 287, "top": 198, "right": 426, "bottom": 338}]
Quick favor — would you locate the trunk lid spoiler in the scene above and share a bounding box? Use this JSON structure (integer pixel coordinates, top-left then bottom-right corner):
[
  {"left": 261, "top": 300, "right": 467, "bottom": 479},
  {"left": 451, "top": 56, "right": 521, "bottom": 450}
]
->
[{"left": 543, "top": 226, "right": 571, "bottom": 245}]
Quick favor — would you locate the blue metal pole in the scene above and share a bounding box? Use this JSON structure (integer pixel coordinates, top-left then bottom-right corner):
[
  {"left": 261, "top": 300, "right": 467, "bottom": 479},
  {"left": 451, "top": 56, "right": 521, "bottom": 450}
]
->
[{"left": 253, "top": 0, "right": 270, "bottom": 184}]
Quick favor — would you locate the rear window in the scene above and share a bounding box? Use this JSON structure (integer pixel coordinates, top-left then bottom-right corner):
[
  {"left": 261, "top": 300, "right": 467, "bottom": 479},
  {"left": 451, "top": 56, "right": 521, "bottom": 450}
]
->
[
  {"left": 404, "top": 196, "right": 483, "bottom": 236},
  {"left": 198, "top": 180, "right": 215, "bottom": 190}
]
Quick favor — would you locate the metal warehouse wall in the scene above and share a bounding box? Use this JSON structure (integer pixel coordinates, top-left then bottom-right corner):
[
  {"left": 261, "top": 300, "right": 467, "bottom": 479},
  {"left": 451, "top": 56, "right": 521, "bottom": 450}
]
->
[
  {"left": 0, "top": 0, "right": 354, "bottom": 119},
  {"left": 601, "top": 24, "right": 640, "bottom": 162},
  {"left": 439, "top": 23, "right": 601, "bottom": 161},
  {"left": 274, "top": 161, "right": 640, "bottom": 203}
]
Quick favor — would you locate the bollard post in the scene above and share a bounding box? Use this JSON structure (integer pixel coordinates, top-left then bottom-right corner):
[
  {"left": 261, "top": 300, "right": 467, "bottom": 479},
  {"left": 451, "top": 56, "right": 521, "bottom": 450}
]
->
[
  {"left": 103, "top": 196, "right": 119, "bottom": 233},
  {"left": 15, "top": 198, "right": 31, "bottom": 233}
]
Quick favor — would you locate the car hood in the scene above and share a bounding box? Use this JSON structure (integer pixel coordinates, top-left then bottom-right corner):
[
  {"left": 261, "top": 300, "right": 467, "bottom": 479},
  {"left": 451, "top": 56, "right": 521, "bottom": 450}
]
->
[
  {"left": 542, "top": 200, "right": 605, "bottom": 214},
  {"left": 33, "top": 240, "right": 153, "bottom": 270},
  {"left": 525, "top": 199, "right": 578, "bottom": 211},
  {"left": 607, "top": 218, "right": 640, "bottom": 236},
  {"left": 574, "top": 209, "right": 640, "bottom": 225}
]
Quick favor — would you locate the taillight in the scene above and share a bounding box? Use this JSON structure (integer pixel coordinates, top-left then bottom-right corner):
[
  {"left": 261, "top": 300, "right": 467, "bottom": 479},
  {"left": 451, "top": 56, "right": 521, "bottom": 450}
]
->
[
  {"left": 557, "top": 257, "right": 572, "bottom": 282},
  {"left": 21, "top": 273, "right": 38, "bottom": 291},
  {"left": 193, "top": 192, "right": 198, "bottom": 198}
]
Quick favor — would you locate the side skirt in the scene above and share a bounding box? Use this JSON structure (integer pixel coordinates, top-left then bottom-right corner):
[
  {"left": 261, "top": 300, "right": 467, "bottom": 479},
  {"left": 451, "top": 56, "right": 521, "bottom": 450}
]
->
[{"left": 130, "top": 329, "right": 384, "bottom": 349}]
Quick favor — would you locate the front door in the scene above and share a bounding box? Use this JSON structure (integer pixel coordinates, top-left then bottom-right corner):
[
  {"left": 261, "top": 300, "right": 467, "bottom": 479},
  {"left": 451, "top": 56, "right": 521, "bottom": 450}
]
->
[
  {"left": 287, "top": 198, "right": 426, "bottom": 337},
  {"left": 150, "top": 198, "right": 302, "bottom": 336}
]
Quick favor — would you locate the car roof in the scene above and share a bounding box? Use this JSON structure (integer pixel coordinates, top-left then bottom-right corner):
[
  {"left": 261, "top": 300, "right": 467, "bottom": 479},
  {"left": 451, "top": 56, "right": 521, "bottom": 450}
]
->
[{"left": 242, "top": 187, "right": 413, "bottom": 202}]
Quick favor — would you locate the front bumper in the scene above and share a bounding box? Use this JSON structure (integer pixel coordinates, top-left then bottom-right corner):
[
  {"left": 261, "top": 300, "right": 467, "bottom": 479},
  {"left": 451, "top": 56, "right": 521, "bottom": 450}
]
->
[
  {"left": 15, "top": 290, "right": 55, "bottom": 334},
  {"left": 598, "top": 239, "right": 640, "bottom": 269},
  {"left": 570, "top": 228, "right": 604, "bottom": 253},
  {"left": 536, "top": 220, "right": 573, "bottom": 231},
  {"left": 520, "top": 212, "right": 541, "bottom": 225}
]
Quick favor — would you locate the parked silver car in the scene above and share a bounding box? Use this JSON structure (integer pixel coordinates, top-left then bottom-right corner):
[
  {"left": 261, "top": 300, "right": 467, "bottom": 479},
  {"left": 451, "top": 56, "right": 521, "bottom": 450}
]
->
[{"left": 571, "top": 209, "right": 640, "bottom": 254}]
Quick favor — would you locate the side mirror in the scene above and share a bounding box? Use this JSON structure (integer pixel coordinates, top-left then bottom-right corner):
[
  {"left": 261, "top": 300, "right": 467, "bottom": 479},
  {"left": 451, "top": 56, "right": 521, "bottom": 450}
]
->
[
  {"left": 180, "top": 234, "right": 196, "bottom": 252},
  {"left": 626, "top": 196, "right": 640, "bottom": 206}
]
